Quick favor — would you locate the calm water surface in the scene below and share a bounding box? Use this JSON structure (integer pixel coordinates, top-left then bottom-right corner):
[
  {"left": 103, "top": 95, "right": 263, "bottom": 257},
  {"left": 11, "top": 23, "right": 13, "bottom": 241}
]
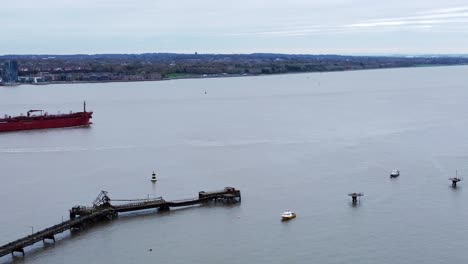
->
[{"left": 1, "top": 66, "right": 468, "bottom": 263}]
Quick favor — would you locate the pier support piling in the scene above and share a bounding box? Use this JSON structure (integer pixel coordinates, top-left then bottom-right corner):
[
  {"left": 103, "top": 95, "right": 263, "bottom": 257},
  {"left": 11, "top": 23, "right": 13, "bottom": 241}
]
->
[
  {"left": 43, "top": 235, "right": 55, "bottom": 243},
  {"left": 12, "top": 248, "right": 24, "bottom": 257},
  {"left": 158, "top": 205, "right": 170, "bottom": 212}
]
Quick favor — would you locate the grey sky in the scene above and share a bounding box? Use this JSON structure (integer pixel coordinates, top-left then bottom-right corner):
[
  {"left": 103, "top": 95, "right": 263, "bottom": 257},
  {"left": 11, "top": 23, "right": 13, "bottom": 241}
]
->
[{"left": 2, "top": 0, "right": 468, "bottom": 54}]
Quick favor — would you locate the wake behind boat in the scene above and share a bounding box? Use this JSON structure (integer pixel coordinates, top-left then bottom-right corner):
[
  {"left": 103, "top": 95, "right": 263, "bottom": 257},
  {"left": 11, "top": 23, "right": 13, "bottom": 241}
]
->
[{"left": 0, "top": 102, "right": 92, "bottom": 132}]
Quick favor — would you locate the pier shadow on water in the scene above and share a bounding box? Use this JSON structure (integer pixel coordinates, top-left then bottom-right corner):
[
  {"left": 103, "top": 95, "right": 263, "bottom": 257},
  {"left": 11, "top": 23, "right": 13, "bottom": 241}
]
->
[
  {"left": 115, "top": 201, "right": 241, "bottom": 223},
  {"left": 449, "top": 184, "right": 463, "bottom": 193},
  {"left": 348, "top": 201, "right": 362, "bottom": 208}
]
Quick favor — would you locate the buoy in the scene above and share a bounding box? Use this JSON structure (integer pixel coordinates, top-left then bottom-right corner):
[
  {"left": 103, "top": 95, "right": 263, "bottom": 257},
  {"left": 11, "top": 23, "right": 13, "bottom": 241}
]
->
[{"left": 151, "top": 171, "right": 157, "bottom": 182}]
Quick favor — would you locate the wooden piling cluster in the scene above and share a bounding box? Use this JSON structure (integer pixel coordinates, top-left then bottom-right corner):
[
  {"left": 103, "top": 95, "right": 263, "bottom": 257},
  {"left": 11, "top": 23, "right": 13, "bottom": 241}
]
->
[{"left": 0, "top": 187, "right": 240, "bottom": 258}]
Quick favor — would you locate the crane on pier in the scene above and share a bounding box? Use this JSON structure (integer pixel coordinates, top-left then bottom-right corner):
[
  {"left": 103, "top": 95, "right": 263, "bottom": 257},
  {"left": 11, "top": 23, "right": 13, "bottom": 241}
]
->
[{"left": 93, "top": 191, "right": 111, "bottom": 207}]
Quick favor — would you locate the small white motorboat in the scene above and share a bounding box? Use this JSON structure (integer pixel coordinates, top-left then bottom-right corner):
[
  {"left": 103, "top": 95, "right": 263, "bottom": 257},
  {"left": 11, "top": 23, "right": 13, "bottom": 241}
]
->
[
  {"left": 390, "top": 169, "right": 400, "bottom": 177},
  {"left": 281, "top": 210, "right": 296, "bottom": 220}
]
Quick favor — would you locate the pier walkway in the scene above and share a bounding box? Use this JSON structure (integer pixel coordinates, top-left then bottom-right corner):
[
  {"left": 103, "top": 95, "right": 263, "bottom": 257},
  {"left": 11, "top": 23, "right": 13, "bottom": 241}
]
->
[{"left": 0, "top": 187, "right": 240, "bottom": 258}]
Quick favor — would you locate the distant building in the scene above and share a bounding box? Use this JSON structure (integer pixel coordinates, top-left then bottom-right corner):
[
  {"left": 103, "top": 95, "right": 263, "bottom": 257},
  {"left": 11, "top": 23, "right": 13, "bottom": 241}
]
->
[{"left": 1, "top": 60, "right": 19, "bottom": 84}]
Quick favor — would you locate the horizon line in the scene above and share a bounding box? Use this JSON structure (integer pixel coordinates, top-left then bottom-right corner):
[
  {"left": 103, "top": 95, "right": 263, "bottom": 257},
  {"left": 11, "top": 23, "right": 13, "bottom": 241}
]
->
[{"left": 1, "top": 52, "right": 468, "bottom": 57}]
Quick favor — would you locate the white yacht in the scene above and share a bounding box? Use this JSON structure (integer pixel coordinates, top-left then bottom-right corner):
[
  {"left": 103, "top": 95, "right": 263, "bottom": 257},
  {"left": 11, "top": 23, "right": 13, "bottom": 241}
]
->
[
  {"left": 281, "top": 210, "right": 296, "bottom": 220},
  {"left": 390, "top": 169, "right": 400, "bottom": 177}
]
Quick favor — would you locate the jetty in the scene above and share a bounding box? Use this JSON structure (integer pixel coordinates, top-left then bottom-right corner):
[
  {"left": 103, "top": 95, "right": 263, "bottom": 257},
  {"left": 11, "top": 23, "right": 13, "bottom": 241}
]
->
[
  {"left": 449, "top": 170, "right": 463, "bottom": 187},
  {"left": 348, "top": 192, "right": 364, "bottom": 204},
  {"left": 0, "top": 187, "right": 241, "bottom": 258},
  {"left": 449, "top": 177, "right": 463, "bottom": 187}
]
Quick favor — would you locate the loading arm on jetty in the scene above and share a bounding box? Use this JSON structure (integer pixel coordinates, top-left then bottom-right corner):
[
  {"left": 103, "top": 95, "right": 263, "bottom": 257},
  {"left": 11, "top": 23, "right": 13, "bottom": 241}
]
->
[{"left": 0, "top": 187, "right": 241, "bottom": 258}]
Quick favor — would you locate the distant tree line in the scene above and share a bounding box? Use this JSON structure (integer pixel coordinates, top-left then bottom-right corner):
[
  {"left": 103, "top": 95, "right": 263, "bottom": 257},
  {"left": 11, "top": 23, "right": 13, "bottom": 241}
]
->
[{"left": 2, "top": 53, "right": 468, "bottom": 82}]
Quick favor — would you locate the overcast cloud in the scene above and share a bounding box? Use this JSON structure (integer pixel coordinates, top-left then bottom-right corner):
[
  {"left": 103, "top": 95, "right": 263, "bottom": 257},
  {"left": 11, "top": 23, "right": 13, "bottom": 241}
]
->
[{"left": 1, "top": 0, "right": 468, "bottom": 54}]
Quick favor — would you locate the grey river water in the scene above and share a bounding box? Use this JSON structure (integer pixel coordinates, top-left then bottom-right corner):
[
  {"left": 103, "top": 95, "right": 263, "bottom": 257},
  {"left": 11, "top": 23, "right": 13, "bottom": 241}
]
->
[{"left": 1, "top": 66, "right": 468, "bottom": 263}]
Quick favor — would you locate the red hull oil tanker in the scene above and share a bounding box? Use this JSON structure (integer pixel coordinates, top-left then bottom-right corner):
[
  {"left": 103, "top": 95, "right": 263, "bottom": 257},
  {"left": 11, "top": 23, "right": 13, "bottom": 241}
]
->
[{"left": 0, "top": 102, "right": 93, "bottom": 132}]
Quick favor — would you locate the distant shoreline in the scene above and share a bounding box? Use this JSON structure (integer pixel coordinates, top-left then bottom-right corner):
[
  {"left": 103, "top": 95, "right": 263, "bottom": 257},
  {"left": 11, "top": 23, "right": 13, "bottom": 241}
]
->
[
  {"left": 7, "top": 63, "right": 467, "bottom": 87},
  {"left": 3, "top": 53, "right": 468, "bottom": 86}
]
